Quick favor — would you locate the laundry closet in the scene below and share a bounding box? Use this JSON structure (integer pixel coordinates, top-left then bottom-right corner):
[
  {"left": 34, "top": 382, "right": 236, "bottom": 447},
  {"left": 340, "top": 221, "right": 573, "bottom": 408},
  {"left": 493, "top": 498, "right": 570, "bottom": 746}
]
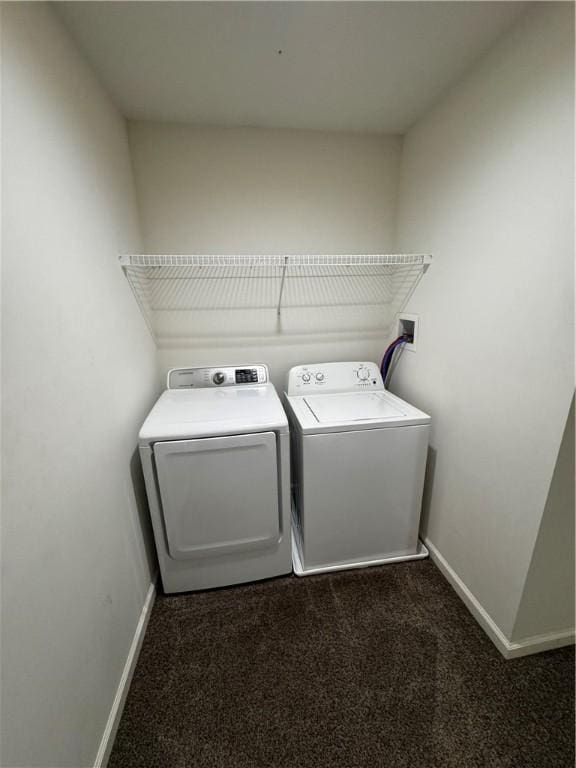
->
[{"left": 2, "top": 3, "right": 574, "bottom": 767}]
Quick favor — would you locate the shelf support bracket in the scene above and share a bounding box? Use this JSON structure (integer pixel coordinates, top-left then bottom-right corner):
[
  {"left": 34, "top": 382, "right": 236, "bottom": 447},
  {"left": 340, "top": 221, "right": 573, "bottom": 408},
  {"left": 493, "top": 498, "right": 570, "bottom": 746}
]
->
[{"left": 277, "top": 256, "right": 288, "bottom": 316}]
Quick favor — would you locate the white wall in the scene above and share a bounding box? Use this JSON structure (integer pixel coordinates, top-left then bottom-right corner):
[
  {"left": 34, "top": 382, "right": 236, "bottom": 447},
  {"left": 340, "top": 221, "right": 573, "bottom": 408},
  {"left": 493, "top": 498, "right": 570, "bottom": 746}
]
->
[
  {"left": 128, "top": 123, "right": 402, "bottom": 386},
  {"left": 1, "top": 5, "right": 159, "bottom": 766},
  {"left": 512, "top": 398, "right": 575, "bottom": 642},
  {"left": 392, "top": 3, "right": 574, "bottom": 643}
]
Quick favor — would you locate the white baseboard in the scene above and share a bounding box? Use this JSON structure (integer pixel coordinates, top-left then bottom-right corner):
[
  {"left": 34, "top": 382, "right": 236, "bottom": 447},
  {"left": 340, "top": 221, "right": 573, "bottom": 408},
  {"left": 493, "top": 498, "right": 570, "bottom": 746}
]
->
[
  {"left": 94, "top": 577, "right": 157, "bottom": 768},
  {"left": 503, "top": 627, "right": 576, "bottom": 659},
  {"left": 424, "top": 538, "right": 575, "bottom": 660}
]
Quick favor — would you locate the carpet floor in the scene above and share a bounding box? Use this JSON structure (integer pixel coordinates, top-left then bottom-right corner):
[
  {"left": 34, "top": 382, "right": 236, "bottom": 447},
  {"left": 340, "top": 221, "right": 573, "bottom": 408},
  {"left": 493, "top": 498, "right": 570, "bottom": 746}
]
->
[{"left": 109, "top": 561, "right": 574, "bottom": 768}]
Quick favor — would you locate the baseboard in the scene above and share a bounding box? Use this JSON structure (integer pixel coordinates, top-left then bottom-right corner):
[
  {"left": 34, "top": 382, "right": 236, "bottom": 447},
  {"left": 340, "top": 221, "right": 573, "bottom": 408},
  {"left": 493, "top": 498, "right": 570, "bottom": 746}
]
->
[
  {"left": 94, "top": 577, "right": 157, "bottom": 768},
  {"left": 423, "top": 538, "right": 575, "bottom": 660},
  {"left": 504, "top": 627, "right": 576, "bottom": 659}
]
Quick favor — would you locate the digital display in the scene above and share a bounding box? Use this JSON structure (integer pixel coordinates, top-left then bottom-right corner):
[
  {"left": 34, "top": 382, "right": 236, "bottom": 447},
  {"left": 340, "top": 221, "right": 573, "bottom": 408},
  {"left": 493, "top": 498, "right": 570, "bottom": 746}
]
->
[{"left": 235, "top": 368, "right": 258, "bottom": 384}]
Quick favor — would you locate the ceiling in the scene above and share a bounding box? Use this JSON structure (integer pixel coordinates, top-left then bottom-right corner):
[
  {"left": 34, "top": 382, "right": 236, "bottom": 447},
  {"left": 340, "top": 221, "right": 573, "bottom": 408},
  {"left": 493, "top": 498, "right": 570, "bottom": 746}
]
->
[{"left": 57, "top": 2, "right": 528, "bottom": 134}]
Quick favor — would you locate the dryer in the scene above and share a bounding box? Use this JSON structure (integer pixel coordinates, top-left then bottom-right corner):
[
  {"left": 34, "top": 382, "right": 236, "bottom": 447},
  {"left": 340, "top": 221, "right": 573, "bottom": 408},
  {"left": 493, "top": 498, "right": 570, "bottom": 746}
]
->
[
  {"left": 140, "top": 365, "right": 291, "bottom": 593},
  {"left": 284, "top": 361, "right": 431, "bottom": 576}
]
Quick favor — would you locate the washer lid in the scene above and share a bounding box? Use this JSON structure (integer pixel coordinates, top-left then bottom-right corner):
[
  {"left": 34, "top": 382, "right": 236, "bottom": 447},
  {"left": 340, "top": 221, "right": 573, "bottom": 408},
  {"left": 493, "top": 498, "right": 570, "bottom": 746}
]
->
[
  {"left": 304, "top": 392, "right": 407, "bottom": 423},
  {"left": 285, "top": 389, "right": 431, "bottom": 433}
]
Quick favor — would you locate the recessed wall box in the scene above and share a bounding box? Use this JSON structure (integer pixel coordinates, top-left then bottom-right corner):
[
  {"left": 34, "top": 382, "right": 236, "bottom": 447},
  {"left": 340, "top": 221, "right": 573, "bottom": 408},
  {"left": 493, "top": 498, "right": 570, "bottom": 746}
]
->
[{"left": 397, "top": 313, "right": 419, "bottom": 351}]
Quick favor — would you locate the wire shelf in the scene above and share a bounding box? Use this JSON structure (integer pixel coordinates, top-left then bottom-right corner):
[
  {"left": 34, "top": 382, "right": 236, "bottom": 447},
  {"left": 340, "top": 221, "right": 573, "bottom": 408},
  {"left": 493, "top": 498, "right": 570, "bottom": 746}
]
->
[
  {"left": 120, "top": 254, "right": 432, "bottom": 343},
  {"left": 120, "top": 254, "right": 431, "bottom": 268}
]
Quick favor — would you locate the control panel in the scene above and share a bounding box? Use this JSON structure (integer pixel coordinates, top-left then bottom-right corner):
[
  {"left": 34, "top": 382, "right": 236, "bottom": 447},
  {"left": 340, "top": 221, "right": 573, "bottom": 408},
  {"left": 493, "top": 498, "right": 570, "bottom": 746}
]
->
[
  {"left": 167, "top": 365, "right": 268, "bottom": 389},
  {"left": 286, "top": 362, "right": 384, "bottom": 395}
]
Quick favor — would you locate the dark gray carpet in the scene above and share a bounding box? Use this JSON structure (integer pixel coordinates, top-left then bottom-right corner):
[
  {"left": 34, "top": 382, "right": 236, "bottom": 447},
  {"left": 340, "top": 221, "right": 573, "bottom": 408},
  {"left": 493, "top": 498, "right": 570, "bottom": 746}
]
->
[{"left": 109, "top": 561, "right": 574, "bottom": 768}]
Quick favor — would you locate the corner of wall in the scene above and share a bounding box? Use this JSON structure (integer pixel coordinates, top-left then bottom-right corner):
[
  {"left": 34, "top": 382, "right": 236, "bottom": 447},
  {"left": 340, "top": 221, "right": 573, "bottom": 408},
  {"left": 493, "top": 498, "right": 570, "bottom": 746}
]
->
[{"left": 511, "top": 395, "right": 575, "bottom": 645}]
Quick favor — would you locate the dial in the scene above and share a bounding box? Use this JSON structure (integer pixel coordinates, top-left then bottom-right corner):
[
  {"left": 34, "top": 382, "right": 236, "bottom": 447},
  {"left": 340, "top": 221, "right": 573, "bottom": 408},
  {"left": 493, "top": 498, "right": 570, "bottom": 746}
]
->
[
  {"left": 212, "top": 371, "right": 225, "bottom": 385},
  {"left": 315, "top": 372, "right": 325, "bottom": 381},
  {"left": 302, "top": 373, "right": 311, "bottom": 383},
  {"left": 357, "top": 366, "right": 370, "bottom": 381}
]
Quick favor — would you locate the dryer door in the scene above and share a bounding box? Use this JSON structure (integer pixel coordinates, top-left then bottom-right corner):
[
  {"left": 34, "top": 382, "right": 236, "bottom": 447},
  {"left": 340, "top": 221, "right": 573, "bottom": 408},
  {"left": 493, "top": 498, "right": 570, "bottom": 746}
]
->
[{"left": 154, "top": 432, "right": 280, "bottom": 561}]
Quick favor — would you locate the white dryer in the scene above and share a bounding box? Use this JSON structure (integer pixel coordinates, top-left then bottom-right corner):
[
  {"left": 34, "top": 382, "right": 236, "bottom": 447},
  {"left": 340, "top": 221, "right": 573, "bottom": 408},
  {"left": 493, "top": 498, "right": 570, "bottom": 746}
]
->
[
  {"left": 284, "top": 361, "right": 431, "bottom": 576},
  {"left": 139, "top": 365, "right": 291, "bottom": 593}
]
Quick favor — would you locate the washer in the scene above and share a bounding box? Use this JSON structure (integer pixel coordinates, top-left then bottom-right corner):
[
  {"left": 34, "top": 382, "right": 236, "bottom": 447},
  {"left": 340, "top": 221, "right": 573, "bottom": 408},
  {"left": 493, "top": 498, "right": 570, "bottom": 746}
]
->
[
  {"left": 139, "top": 364, "right": 291, "bottom": 593},
  {"left": 284, "top": 361, "right": 431, "bottom": 576}
]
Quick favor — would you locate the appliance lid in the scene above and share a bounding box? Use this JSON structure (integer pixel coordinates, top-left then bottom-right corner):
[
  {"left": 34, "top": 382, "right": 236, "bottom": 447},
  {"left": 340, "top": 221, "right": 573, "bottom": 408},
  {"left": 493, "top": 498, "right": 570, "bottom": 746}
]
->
[
  {"left": 139, "top": 383, "right": 288, "bottom": 443},
  {"left": 304, "top": 391, "right": 408, "bottom": 423}
]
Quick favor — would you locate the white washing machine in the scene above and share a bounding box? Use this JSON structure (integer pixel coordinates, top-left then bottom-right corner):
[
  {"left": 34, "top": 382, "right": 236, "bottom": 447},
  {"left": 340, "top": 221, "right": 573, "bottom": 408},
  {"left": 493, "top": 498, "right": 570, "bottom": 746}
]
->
[
  {"left": 139, "top": 365, "right": 291, "bottom": 593},
  {"left": 284, "top": 361, "right": 431, "bottom": 576}
]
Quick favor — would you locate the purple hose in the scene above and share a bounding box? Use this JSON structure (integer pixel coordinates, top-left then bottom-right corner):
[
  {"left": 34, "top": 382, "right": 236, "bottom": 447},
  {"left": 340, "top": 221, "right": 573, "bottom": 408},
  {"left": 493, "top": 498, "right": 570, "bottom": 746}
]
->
[{"left": 380, "top": 337, "right": 407, "bottom": 381}]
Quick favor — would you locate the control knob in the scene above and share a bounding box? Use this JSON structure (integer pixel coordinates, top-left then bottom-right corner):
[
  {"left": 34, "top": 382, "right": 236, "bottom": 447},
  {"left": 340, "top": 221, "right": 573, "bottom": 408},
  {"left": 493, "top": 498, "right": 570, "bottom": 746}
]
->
[
  {"left": 212, "top": 371, "right": 225, "bottom": 385},
  {"left": 315, "top": 372, "right": 325, "bottom": 381},
  {"left": 302, "top": 373, "right": 311, "bottom": 383},
  {"left": 357, "top": 366, "right": 370, "bottom": 381}
]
